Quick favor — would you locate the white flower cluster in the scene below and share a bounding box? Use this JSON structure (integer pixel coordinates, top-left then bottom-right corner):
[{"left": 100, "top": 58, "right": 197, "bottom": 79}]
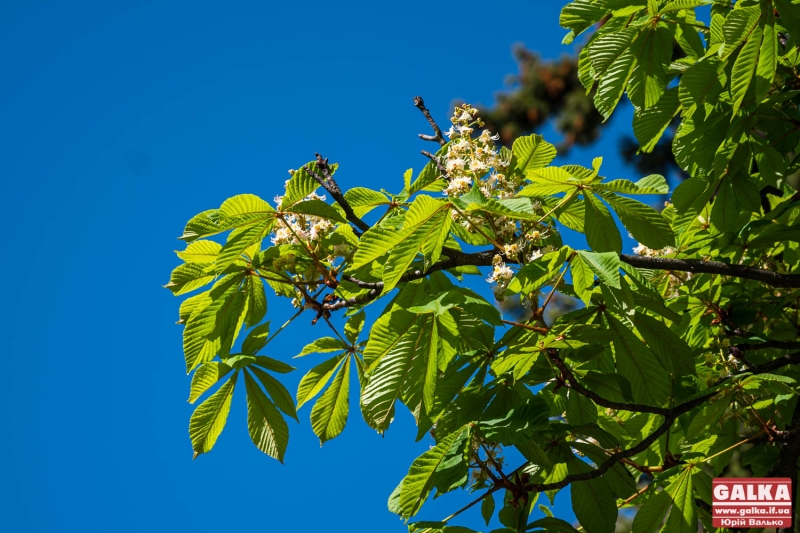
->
[
  {"left": 632, "top": 243, "right": 676, "bottom": 257},
  {"left": 271, "top": 191, "right": 334, "bottom": 246},
  {"left": 442, "top": 104, "right": 512, "bottom": 197},
  {"left": 487, "top": 255, "right": 514, "bottom": 296}
]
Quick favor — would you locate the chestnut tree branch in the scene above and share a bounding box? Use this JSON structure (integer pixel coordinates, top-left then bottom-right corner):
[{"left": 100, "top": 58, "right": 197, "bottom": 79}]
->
[{"left": 304, "top": 154, "right": 371, "bottom": 234}]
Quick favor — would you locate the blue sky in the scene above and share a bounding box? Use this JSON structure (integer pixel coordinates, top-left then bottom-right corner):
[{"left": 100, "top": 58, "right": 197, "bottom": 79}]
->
[{"left": 2, "top": 2, "right": 642, "bottom": 531}]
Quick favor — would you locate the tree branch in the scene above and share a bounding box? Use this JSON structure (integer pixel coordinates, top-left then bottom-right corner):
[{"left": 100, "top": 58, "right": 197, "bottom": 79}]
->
[
  {"left": 414, "top": 96, "right": 447, "bottom": 146},
  {"left": 768, "top": 400, "right": 800, "bottom": 533},
  {"left": 420, "top": 149, "right": 449, "bottom": 177},
  {"left": 619, "top": 254, "right": 800, "bottom": 288},
  {"left": 303, "top": 154, "right": 371, "bottom": 234}
]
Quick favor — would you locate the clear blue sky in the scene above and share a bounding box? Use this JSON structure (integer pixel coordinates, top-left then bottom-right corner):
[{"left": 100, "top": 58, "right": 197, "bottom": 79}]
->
[{"left": 2, "top": 2, "right": 641, "bottom": 531}]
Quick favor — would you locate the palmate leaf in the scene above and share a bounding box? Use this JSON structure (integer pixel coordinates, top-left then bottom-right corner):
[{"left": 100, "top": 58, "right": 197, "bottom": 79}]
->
[
  {"left": 182, "top": 274, "right": 247, "bottom": 372},
  {"left": 606, "top": 314, "right": 669, "bottom": 406},
  {"left": 560, "top": 0, "right": 612, "bottom": 42},
  {"left": 343, "top": 187, "right": 390, "bottom": 218},
  {"left": 633, "top": 313, "right": 695, "bottom": 376},
  {"left": 594, "top": 49, "right": 636, "bottom": 119},
  {"left": 597, "top": 192, "right": 675, "bottom": 249},
  {"left": 631, "top": 489, "right": 672, "bottom": 533},
  {"left": 633, "top": 87, "right": 681, "bottom": 152},
  {"left": 664, "top": 467, "right": 696, "bottom": 533},
  {"left": 350, "top": 195, "right": 447, "bottom": 273},
  {"left": 628, "top": 24, "right": 673, "bottom": 110},
  {"left": 729, "top": 22, "right": 763, "bottom": 117},
  {"left": 588, "top": 27, "right": 638, "bottom": 75},
  {"left": 584, "top": 193, "right": 622, "bottom": 253},
  {"left": 571, "top": 476, "right": 617, "bottom": 533},
  {"left": 180, "top": 209, "right": 222, "bottom": 242},
  {"left": 396, "top": 425, "right": 469, "bottom": 519},
  {"left": 245, "top": 371, "right": 289, "bottom": 462},
  {"left": 189, "top": 361, "right": 233, "bottom": 404},
  {"left": 575, "top": 250, "right": 621, "bottom": 288},
  {"left": 165, "top": 262, "right": 216, "bottom": 296},
  {"left": 189, "top": 372, "right": 237, "bottom": 458},
  {"left": 297, "top": 354, "right": 345, "bottom": 409},
  {"left": 520, "top": 167, "right": 580, "bottom": 197},
  {"left": 175, "top": 240, "right": 222, "bottom": 263},
  {"left": 280, "top": 161, "right": 337, "bottom": 208},
  {"left": 284, "top": 198, "right": 347, "bottom": 224},
  {"left": 250, "top": 366, "right": 298, "bottom": 421},
  {"left": 296, "top": 337, "right": 350, "bottom": 357},
  {"left": 508, "top": 246, "right": 572, "bottom": 294},
  {"left": 590, "top": 174, "right": 669, "bottom": 195},
  {"left": 361, "top": 310, "right": 435, "bottom": 430},
  {"left": 310, "top": 355, "right": 350, "bottom": 444},
  {"left": 511, "top": 134, "right": 557, "bottom": 173}
]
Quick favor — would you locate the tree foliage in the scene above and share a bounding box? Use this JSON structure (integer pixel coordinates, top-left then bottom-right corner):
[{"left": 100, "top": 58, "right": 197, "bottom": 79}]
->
[{"left": 166, "top": 1, "right": 800, "bottom": 531}]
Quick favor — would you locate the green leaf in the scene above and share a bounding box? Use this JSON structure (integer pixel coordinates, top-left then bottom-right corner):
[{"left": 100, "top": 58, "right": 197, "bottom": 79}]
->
[
  {"left": 722, "top": 6, "right": 762, "bottom": 56},
  {"left": 665, "top": 468, "right": 696, "bottom": 533},
  {"left": 244, "top": 276, "right": 266, "bottom": 328},
  {"left": 242, "top": 321, "right": 271, "bottom": 355},
  {"left": 382, "top": 197, "right": 450, "bottom": 293},
  {"left": 216, "top": 219, "right": 274, "bottom": 273},
  {"left": 633, "top": 313, "right": 695, "bottom": 376},
  {"left": 297, "top": 355, "right": 344, "bottom": 409},
  {"left": 607, "top": 314, "right": 669, "bottom": 405},
  {"left": 599, "top": 193, "right": 675, "bottom": 249},
  {"left": 570, "top": 252, "right": 596, "bottom": 305},
  {"left": 351, "top": 196, "right": 446, "bottom": 271},
  {"left": 566, "top": 391, "right": 597, "bottom": 425},
  {"left": 218, "top": 193, "right": 276, "bottom": 229},
  {"left": 285, "top": 198, "right": 347, "bottom": 224},
  {"left": 678, "top": 59, "right": 726, "bottom": 112},
  {"left": 575, "top": 250, "right": 621, "bottom": 288},
  {"left": 280, "top": 162, "right": 334, "bottom": 208},
  {"left": 521, "top": 167, "right": 579, "bottom": 197},
  {"left": 632, "top": 489, "right": 672, "bottom": 533},
  {"left": 182, "top": 274, "right": 246, "bottom": 372},
  {"left": 730, "top": 23, "right": 763, "bottom": 116},
  {"left": 508, "top": 247, "right": 572, "bottom": 294},
  {"left": 584, "top": 194, "right": 622, "bottom": 253},
  {"left": 512, "top": 134, "right": 557, "bottom": 172},
  {"left": 755, "top": 7, "right": 777, "bottom": 103},
  {"left": 180, "top": 209, "right": 221, "bottom": 241},
  {"left": 628, "top": 24, "right": 673, "bottom": 109},
  {"left": 409, "top": 144, "right": 449, "bottom": 195},
  {"left": 344, "top": 311, "right": 366, "bottom": 344},
  {"left": 165, "top": 263, "right": 216, "bottom": 296},
  {"left": 588, "top": 28, "right": 638, "bottom": 75},
  {"left": 361, "top": 310, "right": 435, "bottom": 430},
  {"left": 571, "top": 476, "right": 617, "bottom": 533},
  {"left": 594, "top": 49, "right": 636, "bottom": 119},
  {"left": 590, "top": 174, "right": 669, "bottom": 195},
  {"left": 633, "top": 87, "right": 681, "bottom": 152},
  {"left": 296, "top": 337, "right": 349, "bottom": 357},
  {"left": 482, "top": 492, "right": 495, "bottom": 526},
  {"left": 245, "top": 371, "right": 289, "bottom": 462},
  {"left": 176, "top": 240, "right": 222, "bottom": 263},
  {"left": 254, "top": 355, "right": 295, "bottom": 374},
  {"left": 343, "top": 187, "right": 390, "bottom": 218},
  {"left": 188, "top": 361, "right": 232, "bottom": 404},
  {"left": 189, "top": 372, "right": 237, "bottom": 458},
  {"left": 397, "top": 426, "right": 468, "bottom": 519},
  {"left": 250, "top": 366, "right": 298, "bottom": 421},
  {"left": 560, "top": 0, "right": 611, "bottom": 40},
  {"left": 310, "top": 355, "right": 350, "bottom": 443}
]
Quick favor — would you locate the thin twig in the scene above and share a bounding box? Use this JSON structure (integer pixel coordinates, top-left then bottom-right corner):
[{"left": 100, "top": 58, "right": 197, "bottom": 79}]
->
[
  {"left": 414, "top": 96, "right": 447, "bottom": 146},
  {"left": 420, "top": 150, "right": 449, "bottom": 177},
  {"left": 303, "top": 155, "right": 371, "bottom": 234}
]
